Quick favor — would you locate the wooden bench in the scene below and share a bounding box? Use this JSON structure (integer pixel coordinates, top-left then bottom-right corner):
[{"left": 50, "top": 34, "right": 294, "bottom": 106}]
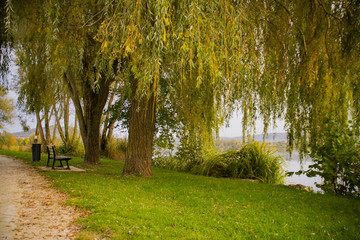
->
[{"left": 46, "top": 145, "right": 72, "bottom": 170}]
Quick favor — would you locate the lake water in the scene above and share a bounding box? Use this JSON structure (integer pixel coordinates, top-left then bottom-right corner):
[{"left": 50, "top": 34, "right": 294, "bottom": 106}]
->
[{"left": 281, "top": 152, "right": 323, "bottom": 193}]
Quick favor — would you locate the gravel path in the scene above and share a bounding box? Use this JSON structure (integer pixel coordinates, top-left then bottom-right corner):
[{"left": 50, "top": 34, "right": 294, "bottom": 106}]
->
[{"left": 0, "top": 155, "right": 80, "bottom": 239}]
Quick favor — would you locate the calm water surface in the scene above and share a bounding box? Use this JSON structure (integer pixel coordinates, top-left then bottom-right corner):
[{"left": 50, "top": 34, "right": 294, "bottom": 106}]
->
[{"left": 281, "top": 152, "right": 323, "bottom": 193}]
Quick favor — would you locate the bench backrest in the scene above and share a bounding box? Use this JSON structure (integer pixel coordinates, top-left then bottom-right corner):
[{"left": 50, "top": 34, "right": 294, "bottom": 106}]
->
[{"left": 47, "top": 145, "right": 56, "bottom": 159}]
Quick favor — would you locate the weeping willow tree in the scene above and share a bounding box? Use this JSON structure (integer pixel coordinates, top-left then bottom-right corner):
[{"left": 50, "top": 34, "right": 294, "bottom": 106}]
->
[
  {"left": 95, "top": 0, "right": 249, "bottom": 176},
  {"left": 11, "top": 0, "right": 116, "bottom": 164},
  {"left": 0, "top": 1, "right": 14, "bottom": 128},
  {"left": 10, "top": 0, "right": 58, "bottom": 146},
  {"left": 0, "top": 0, "right": 12, "bottom": 87},
  {"left": 246, "top": 0, "right": 360, "bottom": 154},
  {"left": 92, "top": 0, "right": 360, "bottom": 175},
  {"left": 7, "top": 0, "right": 360, "bottom": 175}
]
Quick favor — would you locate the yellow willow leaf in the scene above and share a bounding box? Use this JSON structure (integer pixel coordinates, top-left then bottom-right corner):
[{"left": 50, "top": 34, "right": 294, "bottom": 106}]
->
[
  {"left": 102, "top": 41, "right": 108, "bottom": 51},
  {"left": 165, "top": 18, "right": 170, "bottom": 26},
  {"left": 125, "top": 45, "right": 132, "bottom": 53}
]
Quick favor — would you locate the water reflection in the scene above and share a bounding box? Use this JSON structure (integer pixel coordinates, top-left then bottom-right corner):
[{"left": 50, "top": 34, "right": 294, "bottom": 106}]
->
[{"left": 281, "top": 152, "right": 323, "bottom": 193}]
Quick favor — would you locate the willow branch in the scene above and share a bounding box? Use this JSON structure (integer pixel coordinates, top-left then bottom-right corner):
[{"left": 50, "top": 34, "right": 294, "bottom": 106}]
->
[
  {"left": 316, "top": 0, "right": 342, "bottom": 22},
  {"left": 273, "top": 0, "right": 308, "bottom": 53}
]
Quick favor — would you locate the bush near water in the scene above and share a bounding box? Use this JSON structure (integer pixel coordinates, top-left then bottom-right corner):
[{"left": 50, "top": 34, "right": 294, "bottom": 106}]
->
[
  {"left": 307, "top": 120, "right": 360, "bottom": 197},
  {"left": 153, "top": 141, "right": 285, "bottom": 184}
]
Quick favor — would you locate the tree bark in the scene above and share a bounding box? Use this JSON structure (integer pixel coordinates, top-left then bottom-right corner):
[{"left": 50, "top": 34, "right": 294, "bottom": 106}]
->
[
  {"left": 44, "top": 108, "right": 51, "bottom": 145},
  {"left": 35, "top": 110, "right": 46, "bottom": 150},
  {"left": 123, "top": 77, "right": 156, "bottom": 177},
  {"left": 64, "top": 97, "right": 70, "bottom": 142},
  {"left": 54, "top": 97, "right": 73, "bottom": 152},
  {"left": 101, "top": 119, "right": 115, "bottom": 156},
  {"left": 71, "top": 114, "right": 78, "bottom": 144},
  {"left": 101, "top": 90, "right": 116, "bottom": 155},
  {"left": 64, "top": 70, "right": 111, "bottom": 165},
  {"left": 54, "top": 105, "right": 66, "bottom": 145}
]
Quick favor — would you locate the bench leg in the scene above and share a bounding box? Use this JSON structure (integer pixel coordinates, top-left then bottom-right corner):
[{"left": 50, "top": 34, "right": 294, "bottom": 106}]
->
[
  {"left": 65, "top": 160, "right": 70, "bottom": 170},
  {"left": 52, "top": 159, "right": 56, "bottom": 169}
]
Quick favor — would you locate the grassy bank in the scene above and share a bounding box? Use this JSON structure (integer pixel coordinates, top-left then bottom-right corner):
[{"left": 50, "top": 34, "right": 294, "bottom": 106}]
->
[{"left": 1, "top": 150, "right": 359, "bottom": 239}]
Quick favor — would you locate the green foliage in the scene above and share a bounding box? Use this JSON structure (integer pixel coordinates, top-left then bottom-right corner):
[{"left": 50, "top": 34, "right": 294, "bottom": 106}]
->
[
  {"left": 0, "top": 131, "right": 12, "bottom": 148},
  {"left": 0, "top": 132, "right": 32, "bottom": 151},
  {"left": 22, "top": 137, "right": 29, "bottom": 146},
  {"left": 7, "top": 0, "right": 360, "bottom": 173},
  {"left": 2, "top": 150, "right": 359, "bottom": 239},
  {"left": 155, "top": 141, "right": 285, "bottom": 184},
  {"left": 249, "top": 0, "right": 360, "bottom": 154},
  {"left": 307, "top": 120, "right": 360, "bottom": 197},
  {"left": 200, "top": 142, "right": 285, "bottom": 184},
  {"left": 102, "top": 137, "right": 127, "bottom": 161},
  {"left": 58, "top": 139, "right": 85, "bottom": 157},
  {"left": 0, "top": 0, "right": 12, "bottom": 87},
  {"left": 0, "top": 87, "right": 14, "bottom": 129},
  {"left": 13, "top": 0, "right": 57, "bottom": 114},
  {"left": 174, "top": 135, "right": 204, "bottom": 172}
]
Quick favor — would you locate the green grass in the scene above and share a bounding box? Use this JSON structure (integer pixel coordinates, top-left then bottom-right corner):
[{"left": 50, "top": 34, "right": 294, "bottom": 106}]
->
[{"left": 1, "top": 149, "right": 359, "bottom": 239}]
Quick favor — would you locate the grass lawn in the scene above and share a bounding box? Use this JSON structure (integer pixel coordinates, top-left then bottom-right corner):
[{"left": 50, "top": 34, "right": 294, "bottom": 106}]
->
[{"left": 1, "top": 150, "right": 359, "bottom": 239}]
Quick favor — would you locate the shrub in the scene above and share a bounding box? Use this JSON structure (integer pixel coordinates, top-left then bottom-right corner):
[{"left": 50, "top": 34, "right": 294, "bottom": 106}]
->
[
  {"left": 200, "top": 142, "right": 285, "bottom": 184},
  {"left": 308, "top": 120, "right": 360, "bottom": 197},
  {"left": 104, "top": 138, "right": 127, "bottom": 161},
  {"left": 9, "top": 145, "right": 19, "bottom": 152},
  {"left": 153, "top": 141, "right": 285, "bottom": 184},
  {"left": 153, "top": 153, "right": 203, "bottom": 173},
  {"left": 58, "top": 139, "right": 85, "bottom": 157}
]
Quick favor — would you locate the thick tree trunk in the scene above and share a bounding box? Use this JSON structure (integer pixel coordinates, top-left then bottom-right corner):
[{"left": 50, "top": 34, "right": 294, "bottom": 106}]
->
[
  {"left": 83, "top": 118, "right": 102, "bottom": 165},
  {"left": 64, "top": 70, "right": 111, "bottom": 165},
  {"left": 82, "top": 80, "right": 110, "bottom": 165},
  {"left": 123, "top": 77, "right": 156, "bottom": 177}
]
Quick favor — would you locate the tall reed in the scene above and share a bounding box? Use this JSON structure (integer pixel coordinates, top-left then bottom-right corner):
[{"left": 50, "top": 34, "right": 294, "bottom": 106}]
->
[
  {"left": 199, "top": 141, "right": 285, "bottom": 184},
  {"left": 153, "top": 141, "right": 285, "bottom": 184}
]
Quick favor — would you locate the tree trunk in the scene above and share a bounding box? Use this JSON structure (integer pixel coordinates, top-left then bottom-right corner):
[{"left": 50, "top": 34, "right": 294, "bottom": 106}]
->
[
  {"left": 101, "top": 119, "right": 115, "bottom": 156},
  {"left": 64, "top": 70, "right": 111, "bottom": 165},
  {"left": 123, "top": 77, "right": 156, "bottom": 177},
  {"left": 71, "top": 114, "right": 78, "bottom": 144},
  {"left": 44, "top": 107, "right": 54, "bottom": 145},
  {"left": 36, "top": 110, "right": 45, "bottom": 145},
  {"left": 52, "top": 116, "right": 57, "bottom": 143},
  {"left": 82, "top": 98, "right": 102, "bottom": 164},
  {"left": 54, "top": 104, "right": 66, "bottom": 145},
  {"left": 54, "top": 97, "right": 72, "bottom": 152},
  {"left": 64, "top": 97, "right": 70, "bottom": 142},
  {"left": 35, "top": 110, "right": 47, "bottom": 152},
  {"left": 101, "top": 91, "right": 116, "bottom": 155}
]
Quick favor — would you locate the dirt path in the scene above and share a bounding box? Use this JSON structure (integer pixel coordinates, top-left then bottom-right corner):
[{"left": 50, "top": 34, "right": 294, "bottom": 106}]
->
[{"left": 0, "top": 155, "right": 80, "bottom": 239}]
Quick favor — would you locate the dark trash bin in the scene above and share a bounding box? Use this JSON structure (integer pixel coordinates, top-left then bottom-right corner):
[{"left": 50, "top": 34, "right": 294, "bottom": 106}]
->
[{"left": 32, "top": 143, "right": 41, "bottom": 162}]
